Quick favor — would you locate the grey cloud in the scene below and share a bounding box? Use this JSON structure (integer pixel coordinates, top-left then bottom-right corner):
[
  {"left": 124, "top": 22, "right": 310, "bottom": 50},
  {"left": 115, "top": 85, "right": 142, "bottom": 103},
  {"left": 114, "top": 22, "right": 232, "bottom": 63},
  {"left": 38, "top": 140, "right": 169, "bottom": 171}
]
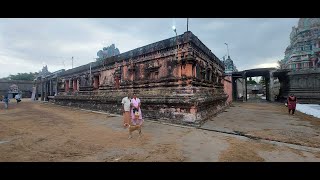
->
[{"left": 0, "top": 18, "right": 298, "bottom": 78}]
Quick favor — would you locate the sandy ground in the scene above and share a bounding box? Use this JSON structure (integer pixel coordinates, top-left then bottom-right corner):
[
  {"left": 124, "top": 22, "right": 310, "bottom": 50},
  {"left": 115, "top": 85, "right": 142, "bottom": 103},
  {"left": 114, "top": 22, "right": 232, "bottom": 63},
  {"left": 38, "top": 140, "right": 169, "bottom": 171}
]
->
[
  {"left": 1, "top": 99, "right": 320, "bottom": 162},
  {"left": 203, "top": 102, "right": 320, "bottom": 148}
]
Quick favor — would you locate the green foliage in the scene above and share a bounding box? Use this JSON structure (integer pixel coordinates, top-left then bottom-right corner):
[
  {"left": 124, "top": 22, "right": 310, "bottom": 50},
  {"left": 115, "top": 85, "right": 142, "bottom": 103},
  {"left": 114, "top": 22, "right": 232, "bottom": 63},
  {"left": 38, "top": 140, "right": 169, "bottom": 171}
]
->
[
  {"left": 1, "top": 72, "right": 38, "bottom": 81},
  {"left": 259, "top": 77, "right": 265, "bottom": 85},
  {"left": 247, "top": 77, "right": 257, "bottom": 84},
  {"left": 277, "top": 60, "right": 283, "bottom": 69}
]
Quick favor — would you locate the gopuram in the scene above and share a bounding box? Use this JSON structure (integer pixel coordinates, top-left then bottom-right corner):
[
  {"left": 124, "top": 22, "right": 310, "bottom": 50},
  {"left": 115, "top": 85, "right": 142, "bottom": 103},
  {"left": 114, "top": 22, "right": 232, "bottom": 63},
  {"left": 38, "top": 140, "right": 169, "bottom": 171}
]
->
[
  {"left": 48, "top": 31, "right": 227, "bottom": 126},
  {"left": 276, "top": 18, "right": 320, "bottom": 103}
]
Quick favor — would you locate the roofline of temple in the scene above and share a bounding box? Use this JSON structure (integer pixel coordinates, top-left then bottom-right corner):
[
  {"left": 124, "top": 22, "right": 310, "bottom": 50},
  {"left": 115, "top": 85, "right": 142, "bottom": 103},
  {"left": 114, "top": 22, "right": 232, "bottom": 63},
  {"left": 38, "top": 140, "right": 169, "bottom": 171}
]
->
[{"left": 59, "top": 31, "right": 223, "bottom": 77}]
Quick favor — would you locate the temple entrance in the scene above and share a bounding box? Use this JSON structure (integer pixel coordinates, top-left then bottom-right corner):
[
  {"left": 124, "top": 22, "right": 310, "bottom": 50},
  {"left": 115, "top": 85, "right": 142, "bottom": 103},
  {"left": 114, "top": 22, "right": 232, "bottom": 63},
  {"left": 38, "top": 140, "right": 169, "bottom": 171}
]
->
[
  {"left": 245, "top": 76, "right": 266, "bottom": 102},
  {"left": 231, "top": 68, "right": 279, "bottom": 102}
]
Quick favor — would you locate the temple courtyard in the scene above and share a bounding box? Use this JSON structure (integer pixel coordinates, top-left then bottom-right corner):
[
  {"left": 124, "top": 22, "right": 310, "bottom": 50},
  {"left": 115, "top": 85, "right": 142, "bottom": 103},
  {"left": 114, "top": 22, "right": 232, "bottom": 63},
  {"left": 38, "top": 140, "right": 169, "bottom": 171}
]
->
[{"left": 1, "top": 99, "right": 320, "bottom": 162}]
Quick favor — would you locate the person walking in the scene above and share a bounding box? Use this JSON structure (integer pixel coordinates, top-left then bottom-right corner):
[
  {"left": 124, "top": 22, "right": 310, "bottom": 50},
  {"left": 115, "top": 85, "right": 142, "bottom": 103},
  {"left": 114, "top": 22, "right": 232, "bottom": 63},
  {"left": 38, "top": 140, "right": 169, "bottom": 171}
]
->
[
  {"left": 3, "top": 95, "right": 10, "bottom": 109},
  {"left": 121, "top": 93, "right": 131, "bottom": 128},
  {"left": 287, "top": 94, "right": 297, "bottom": 115},
  {"left": 128, "top": 93, "right": 143, "bottom": 139}
]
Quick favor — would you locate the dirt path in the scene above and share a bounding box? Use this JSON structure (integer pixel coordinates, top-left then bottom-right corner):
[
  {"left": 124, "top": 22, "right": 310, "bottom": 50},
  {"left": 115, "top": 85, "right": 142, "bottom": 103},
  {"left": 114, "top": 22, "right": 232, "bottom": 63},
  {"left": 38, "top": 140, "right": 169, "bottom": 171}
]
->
[
  {"left": 1, "top": 100, "right": 320, "bottom": 161},
  {"left": 202, "top": 102, "right": 320, "bottom": 148}
]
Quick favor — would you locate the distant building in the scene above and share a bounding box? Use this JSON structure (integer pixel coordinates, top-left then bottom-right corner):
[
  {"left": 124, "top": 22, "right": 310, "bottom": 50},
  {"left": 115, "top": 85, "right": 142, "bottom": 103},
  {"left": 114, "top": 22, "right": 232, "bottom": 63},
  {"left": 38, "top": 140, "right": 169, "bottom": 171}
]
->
[
  {"left": 35, "top": 65, "right": 51, "bottom": 79},
  {"left": 0, "top": 80, "right": 33, "bottom": 98},
  {"left": 96, "top": 44, "right": 120, "bottom": 61},
  {"left": 222, "top": 55, "right": 238, "bottom": 104},
  {"left": 223, "top": 55, "right": 238, "bottom": 75},
  {"left": 281, "top": 18, "right": 320, "bottom": 70},
  {"left": 34, "top": 66, "right": 65, "bottom": 101}
]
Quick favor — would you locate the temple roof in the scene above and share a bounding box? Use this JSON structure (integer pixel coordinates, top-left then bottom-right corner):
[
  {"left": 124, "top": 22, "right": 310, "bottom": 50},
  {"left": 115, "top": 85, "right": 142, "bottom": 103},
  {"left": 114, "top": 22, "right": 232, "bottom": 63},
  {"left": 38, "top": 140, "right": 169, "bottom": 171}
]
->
[
  {"left": 298, "top": 18, "right": 320, "bottom": 29},
  {"left": 59, "top": 31, "right": 224, "bottom": 77},
  {"left": 37, "top": 65, "right": 51, "bottom": 78}
]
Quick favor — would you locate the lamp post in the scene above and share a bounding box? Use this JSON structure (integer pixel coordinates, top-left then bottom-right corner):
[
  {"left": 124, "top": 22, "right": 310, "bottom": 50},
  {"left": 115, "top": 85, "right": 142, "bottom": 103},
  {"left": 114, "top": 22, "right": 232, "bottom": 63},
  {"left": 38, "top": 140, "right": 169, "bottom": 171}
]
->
[
  {"left": 172, "top": 26, "right": 179, "bottom": 58},
  {"left": 172, "top": 25, "right": 177, "bottom": 36},
  {"left": 187, "top": 18, "right": 189, "bottom": 31}
]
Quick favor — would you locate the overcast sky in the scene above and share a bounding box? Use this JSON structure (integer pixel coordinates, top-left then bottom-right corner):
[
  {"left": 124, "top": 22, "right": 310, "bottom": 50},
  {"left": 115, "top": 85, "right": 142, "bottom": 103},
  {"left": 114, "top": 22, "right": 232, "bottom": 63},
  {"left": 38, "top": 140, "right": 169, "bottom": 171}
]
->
[{"left": 0, "top": 18, "right": 298, "bottom": 78}]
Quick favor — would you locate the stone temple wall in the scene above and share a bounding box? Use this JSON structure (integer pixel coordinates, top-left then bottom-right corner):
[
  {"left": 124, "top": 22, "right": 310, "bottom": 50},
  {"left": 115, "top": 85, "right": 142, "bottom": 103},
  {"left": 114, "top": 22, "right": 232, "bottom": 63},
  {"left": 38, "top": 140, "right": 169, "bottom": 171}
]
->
[
  {"left": 0, "top": 80, "right": 33, "bottom": 98},
  {"left": 286, "top": 69, "right": 320, "bottom": 104},
  {"left": 276, "top": 69, "right": 320, "bottom": 104},
  {"left": 54, "top": 31, "right": 228, "bottom": 127}
]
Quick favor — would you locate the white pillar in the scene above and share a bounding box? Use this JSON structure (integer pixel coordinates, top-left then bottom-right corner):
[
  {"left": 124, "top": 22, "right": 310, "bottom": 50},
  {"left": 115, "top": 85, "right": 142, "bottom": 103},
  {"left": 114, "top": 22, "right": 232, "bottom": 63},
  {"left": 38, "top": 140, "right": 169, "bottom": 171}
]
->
[{"left": 269, "top": 71, "right": 275, "bottom": 102}]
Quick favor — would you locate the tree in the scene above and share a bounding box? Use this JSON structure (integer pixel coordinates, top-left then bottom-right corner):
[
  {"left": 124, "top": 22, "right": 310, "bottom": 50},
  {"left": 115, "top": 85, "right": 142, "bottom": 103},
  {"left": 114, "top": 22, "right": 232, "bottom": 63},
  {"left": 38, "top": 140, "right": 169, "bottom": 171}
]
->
[
  {"left": 259, "top": 77, "right": 265, "bottom": 85},
  {"left": 277, "top": 60, "right": 284, "bottom": 69},
  {"left": 247, "top": 77, "right": 257, "bottom": 84},
  {"left": 1, "top": 72, "right": 38, "bottom": 81}
]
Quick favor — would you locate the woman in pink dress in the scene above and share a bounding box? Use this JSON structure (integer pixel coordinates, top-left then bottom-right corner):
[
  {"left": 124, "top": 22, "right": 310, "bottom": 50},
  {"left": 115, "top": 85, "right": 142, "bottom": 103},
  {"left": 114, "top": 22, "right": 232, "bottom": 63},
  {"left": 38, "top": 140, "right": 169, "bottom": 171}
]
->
[{"left": 130, "top": 94, "right": 143, "bottom": 125}]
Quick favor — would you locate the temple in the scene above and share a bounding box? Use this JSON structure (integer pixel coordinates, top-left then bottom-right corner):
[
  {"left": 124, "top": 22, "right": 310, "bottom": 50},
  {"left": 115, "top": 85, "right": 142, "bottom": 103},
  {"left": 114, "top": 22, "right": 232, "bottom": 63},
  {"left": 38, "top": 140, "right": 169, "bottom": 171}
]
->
[
  {"left": 96, "top": 44, "right": 120, "bottom": 61},
  {"left": 0, "top": 80, "right": 33, "bottom": 99},
  {"left": 223, "top": 55, "right": 237, "bottom": 75},
  {"left": 222, "top": 55, "right": 239, "bottom": 104},
  {"left": 275, "top": 18, "right": 320, "bottom": 103},
  {"left": 37, "top": 31, "right": 228, "bottom": 126},
  {"left": 280, "top": 18, "right": 320, "bottom": 70}
]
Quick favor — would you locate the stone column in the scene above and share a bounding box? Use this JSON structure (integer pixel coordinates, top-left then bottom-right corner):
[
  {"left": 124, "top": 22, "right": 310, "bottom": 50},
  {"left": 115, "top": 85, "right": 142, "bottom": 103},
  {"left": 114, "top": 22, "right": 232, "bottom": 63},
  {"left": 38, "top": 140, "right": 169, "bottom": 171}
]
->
[
  {"left": 312, "top": 60, "right": 316, "bottom": 68},
  {"left": 45, "top": 81, "right": 48, "bottom": 101},
  {"left": 35, "top": 81, "right": 39, "bottom": 100},
  {"left": 77, "top": 78, "right": 80, "bottom": 91},
  {"left": 69, "top": 78, "right": 73, "bottom": 90},
  {"left": 232, "top": 77, "right": 237, "bottom": 101},
  {"left": 245, "top": 78, "right": 247, "bottom": 101},
  {"left": 269, "top": 71, "right": 275, "bottom": 102},
  {"left": 40, "top": 81, "right": 44, "bottom": 101},
  {"left": 43, "top": 81, "right": 46, "bottom": 101},
  {"left": 65, "top": 80, "right": 69, "bottom": 92},
  {"left": 35, "top": 83, "right": 38, "bottom": 100},
  {"left": 73, "top": 78, "right": 76, "bottom": 92},
  {"left": 242, "top": 73, "right": 247, "bottom": 102},
  {"left": 51, "top": 79, "right": 54, "bottom": 96},
  {"left": 55, "top": 77, "right": 59, "bottom": 95},
  {"left": 49, "top": 80, "right": 52, "bottom": 96},
  {"left": 265, "top": 77, "right": 270, "bottom": 101}
]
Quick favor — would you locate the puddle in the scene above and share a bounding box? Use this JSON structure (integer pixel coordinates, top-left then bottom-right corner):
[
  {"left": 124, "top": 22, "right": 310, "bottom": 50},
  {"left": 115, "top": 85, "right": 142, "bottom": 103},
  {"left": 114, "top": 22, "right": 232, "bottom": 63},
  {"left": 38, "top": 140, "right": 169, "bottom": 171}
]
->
[{"left": 0, "top": 140, "right": 10, "bottom": 144}]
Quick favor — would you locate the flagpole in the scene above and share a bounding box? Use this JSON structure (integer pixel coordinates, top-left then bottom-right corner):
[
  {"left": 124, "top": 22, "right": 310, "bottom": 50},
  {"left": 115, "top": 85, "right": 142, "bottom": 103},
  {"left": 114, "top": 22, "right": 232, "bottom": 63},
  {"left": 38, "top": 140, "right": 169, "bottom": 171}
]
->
[{"left": 187, "top": 18, "right": 189, "bottom": 31}]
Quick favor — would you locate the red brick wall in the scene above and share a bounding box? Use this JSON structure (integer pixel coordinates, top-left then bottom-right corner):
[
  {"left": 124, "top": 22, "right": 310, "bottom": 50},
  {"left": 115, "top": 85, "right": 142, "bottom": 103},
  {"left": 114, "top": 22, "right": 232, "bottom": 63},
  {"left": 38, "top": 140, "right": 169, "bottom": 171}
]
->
[{"left": 223, "top": 76, "right": 233, "bottom": 104}]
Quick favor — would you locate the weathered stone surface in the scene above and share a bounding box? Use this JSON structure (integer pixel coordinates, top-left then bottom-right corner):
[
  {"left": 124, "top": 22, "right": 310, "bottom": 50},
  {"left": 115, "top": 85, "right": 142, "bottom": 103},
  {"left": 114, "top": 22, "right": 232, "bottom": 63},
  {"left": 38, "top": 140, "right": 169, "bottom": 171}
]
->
[
  {"left": 34, "top": 69, "right": 65, "bottom": 101},
  {"left": 280, "top": 18, "right": 320, "bottom": 70},
  {"left": 0, "top": 80, "right": 33, "bottom": 98},
  {"left": 275, "top": 69, "right": 320, "bottom": 103},
  {"left": 97, "top": 44, "right": 120, "bottom": 61},
  {"left": 51, "top": 31, "right": 227, "bottom": 126}
]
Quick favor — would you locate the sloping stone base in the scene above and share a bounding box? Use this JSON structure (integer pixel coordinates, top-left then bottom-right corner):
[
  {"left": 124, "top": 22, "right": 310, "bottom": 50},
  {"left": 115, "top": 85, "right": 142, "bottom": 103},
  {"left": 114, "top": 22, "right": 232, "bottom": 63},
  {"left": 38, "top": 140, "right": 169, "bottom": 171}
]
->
[{"left": 54, "top": 93, "right": 228, "bottom": 127}]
